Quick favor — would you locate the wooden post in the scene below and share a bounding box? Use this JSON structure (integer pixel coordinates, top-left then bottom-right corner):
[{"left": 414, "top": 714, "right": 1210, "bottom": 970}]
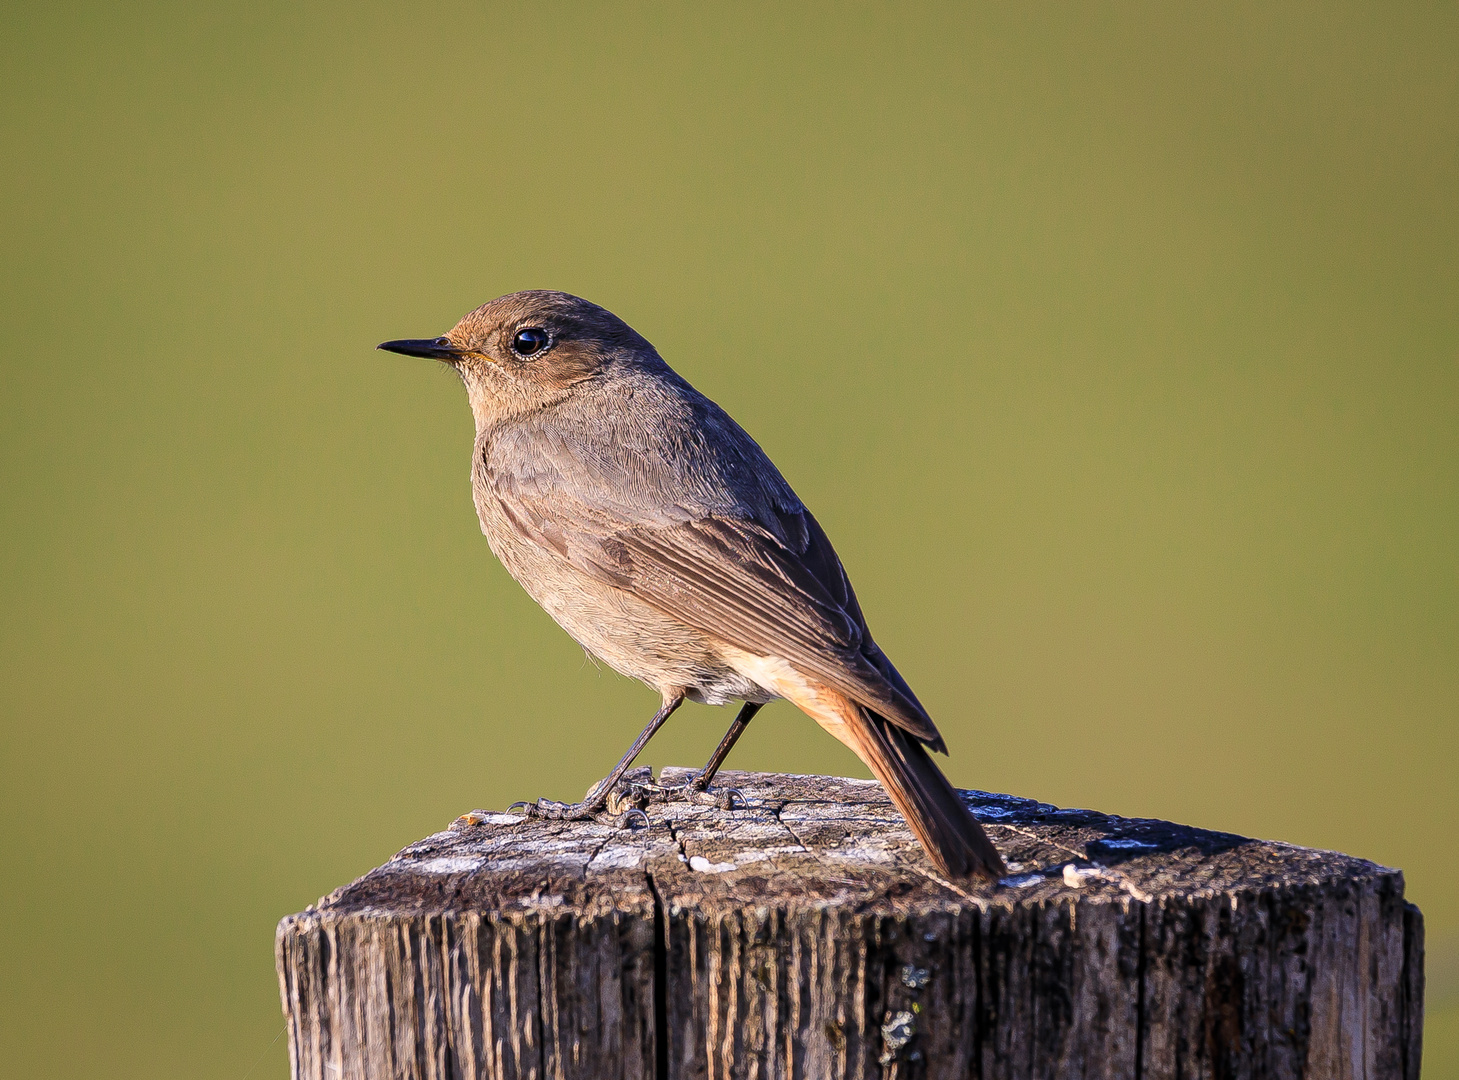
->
[{"left": 276, "top": 769, "right": 1424, "bottom": 1079}]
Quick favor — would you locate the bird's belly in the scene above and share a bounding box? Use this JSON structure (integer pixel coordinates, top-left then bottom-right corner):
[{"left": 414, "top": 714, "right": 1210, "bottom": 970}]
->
[{"left": 480, "top": 515, "right": 773, "bottom": 706}]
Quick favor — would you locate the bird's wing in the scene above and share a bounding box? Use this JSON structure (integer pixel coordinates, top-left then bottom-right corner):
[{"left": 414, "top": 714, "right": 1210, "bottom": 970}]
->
[{"left": 491, "top": 463, "right": 943, "bottom": 747}]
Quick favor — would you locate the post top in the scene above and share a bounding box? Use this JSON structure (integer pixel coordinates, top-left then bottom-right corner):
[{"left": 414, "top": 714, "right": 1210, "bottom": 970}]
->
[{"left": 286, "top": 769, "right": 1401, "bottom": 927}]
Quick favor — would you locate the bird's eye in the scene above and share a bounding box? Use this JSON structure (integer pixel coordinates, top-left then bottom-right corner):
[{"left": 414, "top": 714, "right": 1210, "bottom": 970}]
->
[{"left": 512, "top": 328, "right": 550, "bottom": 357}]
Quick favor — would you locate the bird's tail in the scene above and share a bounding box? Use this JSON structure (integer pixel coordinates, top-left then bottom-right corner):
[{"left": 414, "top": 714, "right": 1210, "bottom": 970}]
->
[{"left": 842, "top": 706, "right": 1007, "bottom": 880}]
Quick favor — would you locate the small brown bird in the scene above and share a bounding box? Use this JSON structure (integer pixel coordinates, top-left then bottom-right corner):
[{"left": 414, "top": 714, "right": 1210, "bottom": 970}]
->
[{"left": 379, "top": 291, "right": 1006, "bottom": 879}]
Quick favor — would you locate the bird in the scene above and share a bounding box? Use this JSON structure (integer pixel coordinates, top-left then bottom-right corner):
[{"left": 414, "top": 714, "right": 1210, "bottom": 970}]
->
[{"left": 378, "top": 291, "right": 1007, "bottom": 879}]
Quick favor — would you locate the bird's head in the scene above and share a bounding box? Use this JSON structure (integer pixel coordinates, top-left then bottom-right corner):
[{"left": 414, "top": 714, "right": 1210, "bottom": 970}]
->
[{"left": 378, "top": 290, "right": 657, "bottom": 427}]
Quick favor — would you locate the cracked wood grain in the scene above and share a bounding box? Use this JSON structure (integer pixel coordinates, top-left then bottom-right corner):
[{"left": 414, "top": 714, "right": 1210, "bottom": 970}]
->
[{"left": 276, "top": 769, "right": 1423, "bottom": 1079}]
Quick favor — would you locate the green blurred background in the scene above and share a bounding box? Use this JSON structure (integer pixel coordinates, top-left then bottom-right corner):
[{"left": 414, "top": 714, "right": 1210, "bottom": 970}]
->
[{"left": 2, "top": 2, "right": 1455, "bottom": 1076}]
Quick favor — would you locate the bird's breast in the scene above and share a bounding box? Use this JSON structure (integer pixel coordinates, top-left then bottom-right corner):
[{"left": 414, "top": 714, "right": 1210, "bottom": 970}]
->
[{"left": 469, "top": 455, "right": 772, "bottom": 704}]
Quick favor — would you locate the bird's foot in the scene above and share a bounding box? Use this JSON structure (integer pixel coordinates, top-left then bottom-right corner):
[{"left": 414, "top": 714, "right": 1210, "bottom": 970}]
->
[
  {"left": 508, "top": 775, "right": 652, "bottom": 829},
  {"left": 631, "top": 776, "right": 749, "bottom": 811},
  {"left": 507, "top": 797, "right": 596, "bottom": 821}
]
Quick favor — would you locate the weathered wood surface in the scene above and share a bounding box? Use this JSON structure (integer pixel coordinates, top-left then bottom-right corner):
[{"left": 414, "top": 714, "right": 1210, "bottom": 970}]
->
[{"left": 276, "top": 768, "right": 1423, "bottom": 1080}]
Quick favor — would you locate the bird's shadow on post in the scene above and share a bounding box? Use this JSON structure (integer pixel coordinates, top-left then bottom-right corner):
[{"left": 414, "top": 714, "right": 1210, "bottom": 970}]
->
[{"left": 961, "top": 790, "right": 1253, "bottom": 878}]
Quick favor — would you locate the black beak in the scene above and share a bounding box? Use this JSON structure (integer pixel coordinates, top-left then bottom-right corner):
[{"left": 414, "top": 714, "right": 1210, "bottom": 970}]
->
[{"left": 376, "top": 336, "right": 463, "bottom": 360}]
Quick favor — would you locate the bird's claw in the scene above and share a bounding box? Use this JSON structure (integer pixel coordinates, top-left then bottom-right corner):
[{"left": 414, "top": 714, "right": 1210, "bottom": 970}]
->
[
  {"left": 605, "top": 785, "right": 648, "bottom": 816},
  {"left": 612, "top": 807, "right": 651, "bottom": 829},
  {"left": 716, "top": 786, "right": 748, "bottom": 810}
]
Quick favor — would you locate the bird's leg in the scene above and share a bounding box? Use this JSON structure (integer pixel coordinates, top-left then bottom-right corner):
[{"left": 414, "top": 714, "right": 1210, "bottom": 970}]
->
[
  {"left": 689, "top": 701, "right": 762, "bottom": 790},
  {"left": 641, "top": 701, "right": 762, "bottom": 808},
  {"left": 511, "top": 694, "right": 684, "bottom": 822}
]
